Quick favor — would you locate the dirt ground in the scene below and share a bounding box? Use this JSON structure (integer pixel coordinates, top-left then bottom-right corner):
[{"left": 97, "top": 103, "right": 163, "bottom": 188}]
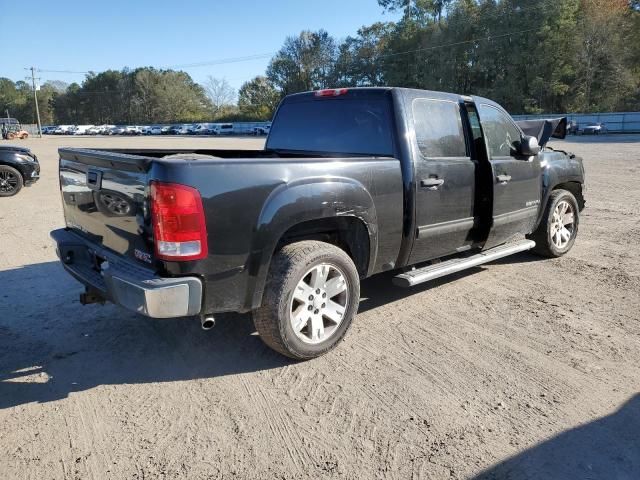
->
[{"left": 1, "top": 134, "right": 639, "bottom": 480}]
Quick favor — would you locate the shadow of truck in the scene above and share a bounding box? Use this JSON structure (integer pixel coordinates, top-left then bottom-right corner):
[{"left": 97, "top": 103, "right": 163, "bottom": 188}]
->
[{"left": 474, "top": 394, "right": 640, "bottom": 480}]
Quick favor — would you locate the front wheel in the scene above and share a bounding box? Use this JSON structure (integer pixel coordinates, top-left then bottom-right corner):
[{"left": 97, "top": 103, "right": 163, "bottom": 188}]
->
[
  {"left": 253, "top": 241, "right": 360, "bottom": 360},
  {"left": 0, "top": 165, "right": 24, "bottom": 197},
  {"left": 529, "top": 189, "right": 580, "bottom": 257}
]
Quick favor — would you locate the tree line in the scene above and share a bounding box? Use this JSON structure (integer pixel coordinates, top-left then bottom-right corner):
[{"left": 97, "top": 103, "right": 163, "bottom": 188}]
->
[{"left": 1, "top": 0, "right": 638, "bottom": 125}]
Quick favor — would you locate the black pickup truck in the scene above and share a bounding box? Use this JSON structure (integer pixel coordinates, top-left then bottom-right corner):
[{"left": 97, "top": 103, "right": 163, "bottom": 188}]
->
[{"left": 51, "top": 87, "right": 585, "bottom": 359}]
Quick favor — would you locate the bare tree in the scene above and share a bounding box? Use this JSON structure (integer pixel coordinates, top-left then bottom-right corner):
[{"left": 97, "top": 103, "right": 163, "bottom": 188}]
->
[{"left": 203, "top": 77, "right": 236, "bottom": 116}]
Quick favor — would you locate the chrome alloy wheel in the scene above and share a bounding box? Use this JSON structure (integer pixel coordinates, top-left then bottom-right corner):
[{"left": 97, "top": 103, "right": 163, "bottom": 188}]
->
[
  {"left": 289, "top": 263, "right": 349, "bottom": 344},
  {"left": 551, "top": 200, "right": 575, "bottom": 249},
  {"left": 0, "top": 170, "right": 18, "bottom": 194}
]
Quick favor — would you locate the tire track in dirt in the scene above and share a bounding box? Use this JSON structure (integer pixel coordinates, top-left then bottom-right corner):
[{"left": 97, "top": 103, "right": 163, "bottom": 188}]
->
[{"left": 239, "top": 376, "right": 308, "bottom": 476}]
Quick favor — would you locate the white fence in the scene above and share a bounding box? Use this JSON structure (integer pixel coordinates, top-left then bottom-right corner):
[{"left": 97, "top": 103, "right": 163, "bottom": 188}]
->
[{"left": 512, "top": 112, "right": 640, "bottom": 133}]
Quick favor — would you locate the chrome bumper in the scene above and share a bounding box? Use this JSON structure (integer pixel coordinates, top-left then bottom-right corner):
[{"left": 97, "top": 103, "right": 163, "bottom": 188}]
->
[{"left": 50, "top": 228, "right": 202, "bottom": 318}]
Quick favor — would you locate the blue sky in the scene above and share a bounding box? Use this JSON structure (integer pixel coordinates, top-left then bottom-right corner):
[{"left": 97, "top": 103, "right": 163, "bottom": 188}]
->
[{"left": 2, "top": 0, "right": 398, "bottom": 92}]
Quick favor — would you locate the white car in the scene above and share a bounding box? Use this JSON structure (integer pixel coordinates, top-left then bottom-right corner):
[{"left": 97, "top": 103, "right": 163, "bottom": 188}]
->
[
  {"left": 73, "top": 125, "right": 95, "bottom": 135},
  {"left": 124, "top": 126, "right": 142, "bottom": 135},
  {"left": 253, "top": 125, "right": 271, "bottom": 136},
  {"left": 211, "top": 123, "right": 234, "bottom": 135},
  {"left": 192, "top": 123, "right": 214, "bottom": 135},
  {"left": 150, "top": 126, "right": 163, "bottom": 135},
  {"left": 174, "top": 125, "right": 192, "bottom": 135},
  {"left": 53, "top": 125, "right": 75, "bottom": 135}
]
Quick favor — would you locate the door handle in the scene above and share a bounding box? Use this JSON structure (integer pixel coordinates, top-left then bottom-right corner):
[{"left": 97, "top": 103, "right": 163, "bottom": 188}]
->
[
  {"left": 496, "top": 174, "right": 512, "bottom": 183},
  {"left": 420, "top": 178, "right": 445, "bottom": 189}
]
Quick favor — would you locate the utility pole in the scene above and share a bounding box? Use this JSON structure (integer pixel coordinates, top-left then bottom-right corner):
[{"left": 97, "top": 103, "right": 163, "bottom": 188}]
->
[{"left": 25, "top": 67, "right": 42, "bottom": 138}]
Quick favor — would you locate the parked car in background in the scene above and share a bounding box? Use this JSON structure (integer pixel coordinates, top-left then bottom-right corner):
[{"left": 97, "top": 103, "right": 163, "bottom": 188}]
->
[
  {"left": 580, "top": 122, "right": 607, "bottom": 135},
  {"left": 253, "top": 125, "right": 271, "bottom": 136},
  {"left": 160, "top": 126, "right": 172, "bottom": 135},
  {"left": 150, "top": 126, "right": 163, "bottom": 135},
  {"left": 73, "top": 125, "right": 95, "bottom": 135},
  {"left": 53, "top": 125, "right": 75, "bottom": 135},
  {"left": 167, "top": 124, "right": 191, "bottom": 135},
  {"left": 42, "top": 126, "right": 57, "bottom": 134},
  {"left": 0, "top": 145, "right": 40, "bottom": 196},
  {"left": 212, "top": 123, "right": 234, "bottom": 135},
  {"left": 193, "top": 123, "right": 215, "bottom": 135},
  {"left": 123, "top": 126, "right": 142, "bottom": 135},
  {"left": 109, "top": 126, "right": 126, "bottom": 135}
]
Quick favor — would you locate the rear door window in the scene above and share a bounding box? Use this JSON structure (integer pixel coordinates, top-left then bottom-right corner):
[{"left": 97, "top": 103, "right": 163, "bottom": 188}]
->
[{"left": 412, "top": 99, "right": 468, "bottom": 158}]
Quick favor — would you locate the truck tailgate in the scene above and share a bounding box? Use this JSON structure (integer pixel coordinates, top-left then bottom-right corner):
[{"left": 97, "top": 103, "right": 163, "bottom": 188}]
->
[{"left": 58, "top": 148, "right": 153, "bottom": 264}]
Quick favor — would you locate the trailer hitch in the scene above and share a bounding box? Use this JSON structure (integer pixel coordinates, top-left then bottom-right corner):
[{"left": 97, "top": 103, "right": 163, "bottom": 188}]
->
[{"left": 79, "top": 288, "right": 106, "bottom": 306}]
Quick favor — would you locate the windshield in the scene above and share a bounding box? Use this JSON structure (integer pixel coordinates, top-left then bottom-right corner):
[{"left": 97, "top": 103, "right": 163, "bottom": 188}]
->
[{"left": 267, "top": 96, "right": 394, "bottom": 156}]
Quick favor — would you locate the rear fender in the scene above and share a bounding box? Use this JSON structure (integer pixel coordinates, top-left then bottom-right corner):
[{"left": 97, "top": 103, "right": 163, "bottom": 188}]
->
[{"left": 245, "top": 176, "right": 378, "bottom": 309}]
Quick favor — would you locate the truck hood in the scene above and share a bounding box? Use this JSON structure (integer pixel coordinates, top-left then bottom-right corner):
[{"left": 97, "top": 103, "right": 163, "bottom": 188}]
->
[{"left": 516, "top": 117, "right": 567, "bottom": 147}]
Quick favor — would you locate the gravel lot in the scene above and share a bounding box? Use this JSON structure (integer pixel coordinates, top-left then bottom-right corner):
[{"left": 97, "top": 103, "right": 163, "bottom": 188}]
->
[{"left": 1, "top": 134, "right": 639, "bottom": 479}]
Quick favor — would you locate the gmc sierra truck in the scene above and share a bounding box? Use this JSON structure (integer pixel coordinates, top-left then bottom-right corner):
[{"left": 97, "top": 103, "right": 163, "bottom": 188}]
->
[{"left": 51, "top": 87, "right": 585, "bottom": 359}]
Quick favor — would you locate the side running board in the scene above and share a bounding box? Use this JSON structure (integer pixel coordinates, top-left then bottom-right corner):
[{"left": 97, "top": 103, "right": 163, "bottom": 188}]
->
[{"left": 393, "top": 239, "right": 536, "bottom": 287}]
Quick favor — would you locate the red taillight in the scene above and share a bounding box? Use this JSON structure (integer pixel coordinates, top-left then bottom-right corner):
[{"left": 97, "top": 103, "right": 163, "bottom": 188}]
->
[
  {"left": 150, "top": 181, "right": 208, "bottom": 261},
  {"left": 314, "top": 88, "right": 349, "bottom": 97}
]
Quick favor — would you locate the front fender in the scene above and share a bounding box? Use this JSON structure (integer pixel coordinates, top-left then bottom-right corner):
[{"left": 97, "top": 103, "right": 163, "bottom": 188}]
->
[
  {"left": 535, "top": 152, "right": 585, "bottom": 229},
  {"left": 245, "top": 176, "right": 378, "bottom": 309}
]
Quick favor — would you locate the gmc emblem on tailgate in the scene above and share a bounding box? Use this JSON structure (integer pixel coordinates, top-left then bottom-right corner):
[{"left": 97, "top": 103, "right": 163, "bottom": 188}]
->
[{"left": 134, "top": 249, "right": 152, "bottom": 263}]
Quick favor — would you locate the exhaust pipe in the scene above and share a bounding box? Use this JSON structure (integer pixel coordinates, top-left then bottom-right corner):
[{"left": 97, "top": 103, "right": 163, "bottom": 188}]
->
[{"left": 201, "top": 315, "right": 215, "bottom": 330}]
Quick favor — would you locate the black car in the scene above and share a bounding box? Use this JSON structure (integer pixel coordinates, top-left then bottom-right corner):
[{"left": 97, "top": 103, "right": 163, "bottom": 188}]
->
[{"left": 0, "top": 145, "right": 40, "bottom": 196}]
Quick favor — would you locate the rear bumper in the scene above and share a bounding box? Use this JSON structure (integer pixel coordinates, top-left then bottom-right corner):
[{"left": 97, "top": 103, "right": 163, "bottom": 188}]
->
[{"left": 50, "top": 228, "right": 202, "bottom": 318}]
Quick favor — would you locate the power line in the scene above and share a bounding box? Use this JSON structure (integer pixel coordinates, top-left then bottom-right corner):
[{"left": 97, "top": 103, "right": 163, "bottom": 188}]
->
[
  {"left": 37, "top": 69, "right": 91, "bottom": 74},
  {"left": 377, "top": 27, "right": 539, "bottom": 61},
  {"left": 167, "top": 53, "right": 274, "bottom": 69}
]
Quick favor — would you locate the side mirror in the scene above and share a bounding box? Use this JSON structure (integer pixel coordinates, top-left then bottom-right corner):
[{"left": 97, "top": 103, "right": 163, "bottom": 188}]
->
[{"left": 520, "top": 135, "right": 540, "bottom": 156}]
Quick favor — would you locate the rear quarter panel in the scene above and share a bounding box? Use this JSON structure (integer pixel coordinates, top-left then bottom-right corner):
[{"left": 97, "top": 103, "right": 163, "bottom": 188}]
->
[{"left": 153, "top": 157, "right": 403, "bottom": 313}]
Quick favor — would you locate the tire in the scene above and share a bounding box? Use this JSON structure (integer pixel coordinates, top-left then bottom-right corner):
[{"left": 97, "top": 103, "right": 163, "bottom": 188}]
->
[
  {"left": 528, "top": 189, "right": 579, "bottom": 258},
  {"left": 253, "top": 240, "right": 360, "bottom": 360},
  {"left": 0, "top": 165, "right": 24, "bottom": 197}
]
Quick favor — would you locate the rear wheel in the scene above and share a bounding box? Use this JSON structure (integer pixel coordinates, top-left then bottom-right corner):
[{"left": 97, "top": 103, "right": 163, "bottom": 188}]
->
[
  {"left": 253, "top": 240, "right": 360, "bottom": 360},
  {"left": 0, "top": 165, "right": 23, "bottom": 197},
  {"left": 529, "top": 189, "right": 579, "bottom": 257}
]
